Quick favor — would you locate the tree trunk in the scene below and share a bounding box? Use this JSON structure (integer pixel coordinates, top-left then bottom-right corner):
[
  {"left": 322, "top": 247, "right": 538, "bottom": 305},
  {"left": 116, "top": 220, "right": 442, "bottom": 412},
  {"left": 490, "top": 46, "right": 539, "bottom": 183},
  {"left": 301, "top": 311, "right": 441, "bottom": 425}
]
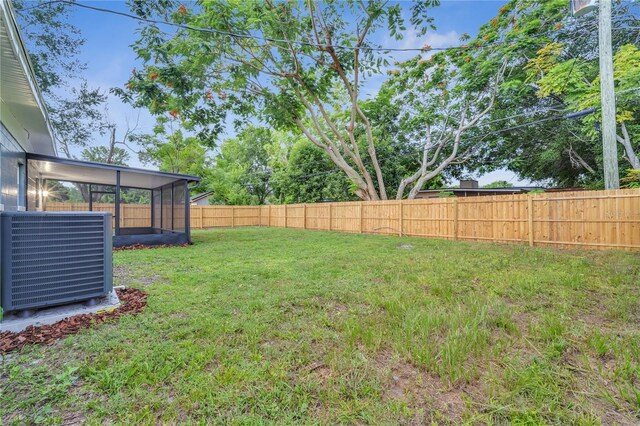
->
[{"left": 618, "top": 122, "right": 640, "bottom": 169}]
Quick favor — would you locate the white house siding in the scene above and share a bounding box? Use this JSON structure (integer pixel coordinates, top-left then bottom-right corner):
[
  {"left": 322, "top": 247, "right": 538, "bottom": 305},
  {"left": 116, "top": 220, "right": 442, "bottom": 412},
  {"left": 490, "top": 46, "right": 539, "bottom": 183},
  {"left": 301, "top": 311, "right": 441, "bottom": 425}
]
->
[{"left": 0, "top": 122, "right": 26, "bottom": 212}]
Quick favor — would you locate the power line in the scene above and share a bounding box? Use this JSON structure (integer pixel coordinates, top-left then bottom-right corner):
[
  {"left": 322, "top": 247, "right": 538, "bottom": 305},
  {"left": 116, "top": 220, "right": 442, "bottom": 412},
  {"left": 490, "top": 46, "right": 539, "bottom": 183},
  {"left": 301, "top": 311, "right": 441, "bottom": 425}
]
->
[
  {"left": 479, "top": 105, "right": 565, "bottom": 126},
  {"left": 615, "top": 87, "right": 640, "bottom": 96},
  {"left": 26, "top": 0, "right": 632, "bottom": 55},
  {"left": 26, "top": 0, "right": 573, "bottom": 54},
  {"left": 560, "top": 58, "right": 578, "bottom": 94},
  {"left": 26, "top": 0, "right": 469, "bottom": 52}
]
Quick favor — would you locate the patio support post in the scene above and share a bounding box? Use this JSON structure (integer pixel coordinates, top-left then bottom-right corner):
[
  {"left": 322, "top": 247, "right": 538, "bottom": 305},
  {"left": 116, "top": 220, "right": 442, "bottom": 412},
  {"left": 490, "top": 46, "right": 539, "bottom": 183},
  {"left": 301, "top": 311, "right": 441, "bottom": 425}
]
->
[
  {"left": 171, "top": 182, "right": 174, "bottom": 231},
  {"left": 184, "top": 180, "right": 191, "bottom": 243},
  {"left": 150, "top": 189, "right": 154, "bottom": 228},
  {"left": 24, "top": 159, "right": 28, "bottom": 211},
  {"left": 89, "top": 184, "right": 93, "bottom": 212},
  {"left": 115, "top": 171, "right": 121, "bottom": 236},
  {"left": 42, "top": 179, "right": 48, "bottom": 211},
  {"left": 160, "top": 186, "right": 163, "bottom": 233}
]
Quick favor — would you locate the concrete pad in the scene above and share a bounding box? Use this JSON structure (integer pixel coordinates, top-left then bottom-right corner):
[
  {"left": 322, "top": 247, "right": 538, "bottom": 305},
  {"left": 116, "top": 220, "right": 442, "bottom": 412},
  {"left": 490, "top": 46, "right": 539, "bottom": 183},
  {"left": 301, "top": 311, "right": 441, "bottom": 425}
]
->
[{"left": 1, "top": 291, "right": 121, "bottom": 333}]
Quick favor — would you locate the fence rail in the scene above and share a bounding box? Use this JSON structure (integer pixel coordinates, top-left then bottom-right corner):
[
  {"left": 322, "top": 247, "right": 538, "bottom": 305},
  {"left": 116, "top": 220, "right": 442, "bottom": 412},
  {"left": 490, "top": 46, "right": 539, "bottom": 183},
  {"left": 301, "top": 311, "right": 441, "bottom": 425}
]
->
[{"left": 45, "top": 189, "right": 640, "bottom": 251}]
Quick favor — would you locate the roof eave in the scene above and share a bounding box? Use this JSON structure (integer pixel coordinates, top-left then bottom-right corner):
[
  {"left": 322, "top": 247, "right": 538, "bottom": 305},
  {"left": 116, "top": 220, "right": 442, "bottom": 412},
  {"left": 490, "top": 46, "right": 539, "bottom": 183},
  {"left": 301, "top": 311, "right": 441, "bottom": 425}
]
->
[{"left": 1, "top": 1, "right": 57, "bottom": 156}]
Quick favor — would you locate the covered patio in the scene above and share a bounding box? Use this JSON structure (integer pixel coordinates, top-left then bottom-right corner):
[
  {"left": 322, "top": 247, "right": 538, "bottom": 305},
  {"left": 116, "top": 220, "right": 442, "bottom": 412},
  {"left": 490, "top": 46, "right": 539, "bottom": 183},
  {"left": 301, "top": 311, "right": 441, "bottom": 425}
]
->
[{"left": 25, "top": 153, "right": 200, "bottom": 247}]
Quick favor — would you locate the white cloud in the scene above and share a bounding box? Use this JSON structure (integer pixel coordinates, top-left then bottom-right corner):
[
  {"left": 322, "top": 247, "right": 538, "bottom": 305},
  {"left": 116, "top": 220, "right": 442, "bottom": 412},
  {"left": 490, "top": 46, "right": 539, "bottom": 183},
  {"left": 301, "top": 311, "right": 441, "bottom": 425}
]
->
[
  {"left": 419, "top": 30, "right": 460, "bottom": 50},
  {"left": 382, "top": 29, "right": 460, "bottom": 56}
]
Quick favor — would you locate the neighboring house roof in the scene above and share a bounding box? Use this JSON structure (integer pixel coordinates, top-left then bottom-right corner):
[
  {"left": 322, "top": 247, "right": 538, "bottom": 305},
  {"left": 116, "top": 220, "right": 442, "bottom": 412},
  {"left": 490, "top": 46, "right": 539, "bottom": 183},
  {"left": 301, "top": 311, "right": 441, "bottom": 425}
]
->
[
  {"left": 416, "top": 187, "right": 546, "bottom": 198},
  {"left": 190, "top": 192, "right": 213, "bottom": 203},
  {"left": 0, "top": 1, "right": 56, "bottom": 156}
]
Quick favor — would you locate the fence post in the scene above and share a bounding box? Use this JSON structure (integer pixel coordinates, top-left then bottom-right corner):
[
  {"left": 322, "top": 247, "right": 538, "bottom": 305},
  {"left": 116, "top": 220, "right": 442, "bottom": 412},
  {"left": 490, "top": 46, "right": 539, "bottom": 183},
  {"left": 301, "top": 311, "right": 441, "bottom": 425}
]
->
[
  {"left": 399, "top": 201, "right": 403, "bottom": 237},
  {"left": 269, "top": 205, "right": 272, "bottom": 227},
  {"left": 360, "top": 202, "right": 364, "bottom": 234},
  {"left": 329, "top": 203, "right": 332, "bottom": 231},
  {"left": 453, "top": 199, "right": 459, "bottom": 241},
  {"left": 615, "top": 195, "right": 621, "bottom": 247},
  {"left": 284, "top": 204, "right": 288, "bottom": 228},
  {"left": 303, "top": 204, "right": 307, "bottom": 229},
  {"left": 199, "top": 206, "right": 203, "bottom": 229},
  {"left": 528, "top": 197, "right": 534, "bottom": 247},
  {"left": 231, "top": 206, "right": 235, "bottom": 228}
]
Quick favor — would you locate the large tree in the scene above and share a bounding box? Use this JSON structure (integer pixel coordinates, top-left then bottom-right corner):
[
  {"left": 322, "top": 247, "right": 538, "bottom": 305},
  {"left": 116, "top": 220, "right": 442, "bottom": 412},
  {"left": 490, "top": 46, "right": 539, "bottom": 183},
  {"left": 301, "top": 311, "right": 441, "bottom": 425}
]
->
[
  {"left": 382, "top": 41, "right": 507, "bottom": 198},
  {"left": 118, "top": 0, "right": 440, "bottom": 200},
  {"left": 466, "top": 0, "right": 640, "bottom": 187}
]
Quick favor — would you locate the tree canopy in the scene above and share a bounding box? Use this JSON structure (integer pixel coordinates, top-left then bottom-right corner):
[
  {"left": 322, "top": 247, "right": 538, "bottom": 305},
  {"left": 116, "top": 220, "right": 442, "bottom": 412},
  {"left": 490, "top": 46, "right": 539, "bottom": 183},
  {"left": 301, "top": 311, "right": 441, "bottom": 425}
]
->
[
  {"left": 21, "top": 0, "right": 639, "bottom": 204},
  {"left": 118, "top": 0, "right": 440, "bottom": 200},
  {"left": 467, "top": 0, "right": 640, "bottom": 187},
  {"left": 209, "top": 127, "right": 274, "bottom": 205}
]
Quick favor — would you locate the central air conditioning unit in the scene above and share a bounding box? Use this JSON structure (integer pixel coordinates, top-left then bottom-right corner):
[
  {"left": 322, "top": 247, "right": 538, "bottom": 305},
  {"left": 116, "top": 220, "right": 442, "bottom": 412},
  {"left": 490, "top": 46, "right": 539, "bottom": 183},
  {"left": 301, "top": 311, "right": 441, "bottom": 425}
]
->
[{"left": 1, "top": 211, "right": 113, "bottom": 313}]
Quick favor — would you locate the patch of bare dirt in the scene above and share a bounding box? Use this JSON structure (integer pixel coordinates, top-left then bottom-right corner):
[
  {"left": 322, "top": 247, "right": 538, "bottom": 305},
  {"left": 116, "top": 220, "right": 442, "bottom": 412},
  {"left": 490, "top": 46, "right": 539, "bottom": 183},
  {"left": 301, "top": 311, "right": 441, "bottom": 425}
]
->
[
  {"left": 60, "top": 410, "right": 85, "bottom": 426},
  {"left": 204, "top": 358, "right": 220, "bottom": 372},
  {"left": 170, "top": 312, "right": 191, "bottom": 320},
  {"left": 137, "top": 274, "right": 163, "bottom": 286},
  {"left": 578, "top": 312, "right": 610, "bottom": 329},
  {"left": 398, "top": 244, "right": 414, "bottom": 250},
  {"left": 501, "top": 299, "right": 534, "bottom": 335},
  {"left": 113, "top": 265, "right": 162, "bottom": 287},
  {"left": 308, "top": 361, "right": 333, "bottom": 383},
  {"left": 375, "top": 351, "right": 475, "bottom": 424},
  {"left": 112, "top": 264, "right": 131, "bottom": 283},
  {"left": 567, "top": 354, "right": 639, "bottom": 426},
  {"left": 279, "top": 298, "right": 365, "bottom": 322},
  {"left": 511, "top": 311, "right": 533, "bottom": 335}
]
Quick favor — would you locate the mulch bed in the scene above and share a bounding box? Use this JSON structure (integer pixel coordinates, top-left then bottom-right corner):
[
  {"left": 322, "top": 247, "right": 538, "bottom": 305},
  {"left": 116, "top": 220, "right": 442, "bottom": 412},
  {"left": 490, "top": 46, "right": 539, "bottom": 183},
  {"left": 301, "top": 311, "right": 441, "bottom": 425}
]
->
[
  {"left": 0, "top": 288, "right": 147, "bottom": 354},
  {"left": 113, "top": 243, "right": 190, "bottom": 251}
]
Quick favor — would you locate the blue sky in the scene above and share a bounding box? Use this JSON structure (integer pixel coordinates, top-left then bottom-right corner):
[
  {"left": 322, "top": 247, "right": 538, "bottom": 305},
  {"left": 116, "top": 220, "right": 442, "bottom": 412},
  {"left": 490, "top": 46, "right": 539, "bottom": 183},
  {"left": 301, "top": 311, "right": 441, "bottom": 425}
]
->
[{"left": 22, "top": 0, "right": 531, "bottom": 186}]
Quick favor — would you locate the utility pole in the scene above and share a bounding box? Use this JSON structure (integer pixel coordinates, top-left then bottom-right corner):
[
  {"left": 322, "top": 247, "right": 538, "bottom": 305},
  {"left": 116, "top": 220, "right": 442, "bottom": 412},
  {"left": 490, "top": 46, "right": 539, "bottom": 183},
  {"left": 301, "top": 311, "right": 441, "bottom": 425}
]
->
[{"left": 598, "top": 0, "right": 620, "bottom": 189}]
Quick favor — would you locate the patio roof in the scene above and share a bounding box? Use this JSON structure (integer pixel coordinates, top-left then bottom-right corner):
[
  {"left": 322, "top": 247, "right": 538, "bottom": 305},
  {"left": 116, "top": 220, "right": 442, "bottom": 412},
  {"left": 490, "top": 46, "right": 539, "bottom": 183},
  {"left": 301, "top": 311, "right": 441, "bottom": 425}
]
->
[{"left": 27, "top": 153, "right": 200, "bottom": 189}]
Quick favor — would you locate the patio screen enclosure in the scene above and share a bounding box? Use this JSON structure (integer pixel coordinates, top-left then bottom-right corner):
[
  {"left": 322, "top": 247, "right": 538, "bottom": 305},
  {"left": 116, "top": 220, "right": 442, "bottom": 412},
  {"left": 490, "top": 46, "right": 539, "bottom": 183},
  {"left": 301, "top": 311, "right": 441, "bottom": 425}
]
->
[{"left": 25, "top": 154, "right": 200, "bottom": 247}]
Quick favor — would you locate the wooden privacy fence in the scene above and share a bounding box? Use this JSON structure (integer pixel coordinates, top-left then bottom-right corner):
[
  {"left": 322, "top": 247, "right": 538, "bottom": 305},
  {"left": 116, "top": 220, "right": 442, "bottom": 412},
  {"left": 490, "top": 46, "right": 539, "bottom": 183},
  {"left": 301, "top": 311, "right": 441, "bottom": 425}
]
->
[
  {"left": 46, "top": 189, "right": 640, "bottom": 251},
  {"left": 44, "top": 202, "right": 151, "bottom": 228}
]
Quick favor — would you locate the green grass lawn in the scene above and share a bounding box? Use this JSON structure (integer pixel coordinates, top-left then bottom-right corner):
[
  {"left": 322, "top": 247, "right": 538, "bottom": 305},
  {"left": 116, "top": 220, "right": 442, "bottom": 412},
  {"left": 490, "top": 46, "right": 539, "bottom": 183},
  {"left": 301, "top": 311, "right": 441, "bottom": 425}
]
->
[{"left": 2, "top": 227, "right": 640, "bottom": 424}]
